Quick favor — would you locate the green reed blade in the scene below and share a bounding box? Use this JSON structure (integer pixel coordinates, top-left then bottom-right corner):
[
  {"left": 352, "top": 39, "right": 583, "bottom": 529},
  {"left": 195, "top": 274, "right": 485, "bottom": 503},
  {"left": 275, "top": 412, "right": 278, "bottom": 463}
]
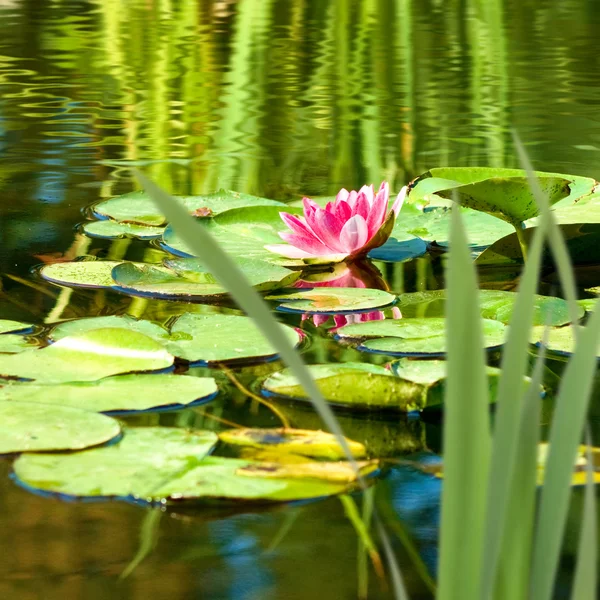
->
[
  {"left": 570, "top": 429, "right": 597, "bottom": 600},
  {"left": 376, "top": 519, "right": 410, "bottom": 600},
  {"left": 438, "top": 204, "right": 491, "bottom": 600},
  {"left": 530, "top": 300, "right": 600, "bottom": 600},
  {"left": 493, "top": 338, "right": 545, "bottom": 600},
  {"left": 120, "top": 508, "right": 162, "bottom": 579},
  {"left": 479, "top": 214, "right": 546, "bottom": 599},
  {"left": 133, "top": 171, "right": 359, "bottom": 464}
]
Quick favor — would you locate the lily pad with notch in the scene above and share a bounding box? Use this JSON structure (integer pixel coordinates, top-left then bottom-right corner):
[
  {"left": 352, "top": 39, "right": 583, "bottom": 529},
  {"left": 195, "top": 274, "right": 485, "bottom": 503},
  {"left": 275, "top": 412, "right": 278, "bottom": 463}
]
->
[
  {"left": 0, "top": 374, "right": 218, "bottom": 414},
  {"left": 166, "top": 313, "right": 302, "bottom": 365},
  {"left": 336, "top": 317, "right": 507, "bottom": 357},
  {"left": 0, "top": 328, "right": 174, "bottom": 383},
  {"left": 81, "top": 220, "right": 165, "bottom": 240},
  {"left": 0, "top": 401, "right": 121, "bottom": 454},
  {"left": 267, "top": 288, "right": 397, "bottom": 314}
]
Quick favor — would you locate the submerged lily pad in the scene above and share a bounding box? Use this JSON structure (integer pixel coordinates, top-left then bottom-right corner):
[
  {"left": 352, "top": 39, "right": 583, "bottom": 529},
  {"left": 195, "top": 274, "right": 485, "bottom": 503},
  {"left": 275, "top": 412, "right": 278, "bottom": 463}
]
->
[
  {"left": 0, "top": 320, "right": 32, "bottom": 334},
  {"left": 0, "top": 328, "right": 174, "bottom": 383},
  {"left": 49, "top": 315, "right": 169, "bottom": 343},
  {"left": 13, "top": 427, "right": 370, "bottom": 503},
  {"left": 166, "top": 313, "right": 301, "bottom": 365},
  {"left": 111, "top": 258, "right": 298, "bottom": 300},
  {"left": 0, "top": 374, "right": 218, "bottom": 413},
  {"left": 262, "top": 362, "right": 426, "bottom": 411},
  {"left": 0, "top": 402, "right": 121, "bottom": 454},
  {"left": 336, "top": 317, "right": 507, "bottom": 357},
  {"left": 40, "top": 260, "right": 125, "bottom": 289},
  {"left": 530, "top": 325, "right": 600, "bottom": 358},
  {"left": 13, "top": 427, "right": 218, "bottom": 500},
  {"left": 82, "top": 220, "right": 165, "bottom": 240},
  {"left": 267, "top": 288, "right": 397, "bottom": 314},
  {"left": 218, "top": 427, "right": 366, "bottom": 460},
  {"left": 396, "top": 290, "right": 579, "bottom": 326},
  {"left": 93, "top": 189, "right": 285, "bottom": 226},
  {"left": 162, "top": 206, "right": 307, "bottom": 266}
]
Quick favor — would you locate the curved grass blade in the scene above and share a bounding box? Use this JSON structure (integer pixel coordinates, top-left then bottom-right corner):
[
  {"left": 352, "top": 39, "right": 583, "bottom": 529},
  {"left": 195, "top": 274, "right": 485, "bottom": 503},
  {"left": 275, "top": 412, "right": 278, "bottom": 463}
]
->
[
  {"left": 438, "top": 204, "right": 491, "bottom": 600},
  {"left": 120, "top": 508, "right": 162, "bottom": 579}
]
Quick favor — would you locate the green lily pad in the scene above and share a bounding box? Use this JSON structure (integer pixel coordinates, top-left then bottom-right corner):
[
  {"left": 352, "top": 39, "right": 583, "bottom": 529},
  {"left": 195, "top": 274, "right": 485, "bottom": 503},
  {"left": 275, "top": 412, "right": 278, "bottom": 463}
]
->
[
  {"left": 336, "top": 317, "right": 507, "bottom": 357},
  {"left": 111, "top": 258, "right": 299, "bottom": 300},
  {"left": 262, "top": 362, "right": 426, "bottom": 411},
  {"left": 13, "top": 427, "right": 371, "bottom": 503},
  {"left": 13, "top": 427, "right": 219, "bottom": 501},
  {"left": 578, "top": 298, "right": 598, "bottom": 313},
  {"left": 93, "top": 189, "right": 285, "bottom": 226},
  {"left": 0, "top": 402, "right": 121, "bottom": 454},
  {"left": 367, "top": 236, "right": 428, "bottom": 262},
  {"left": 389, "top": 358, "right": 532, "bottom": 409},
  {"left": 436, "top": 177, "right": 570, "bottom": 226},
  {"left": 530, "top": 325, "right": 600, "bottom": 358},
  {"left": 0, "top": 335, "right": 36, "bottom": 354},
  {"left": 0, "top": 328, "right": 174, "bottom": 383},
  {"left": 0, "top": 374, "right": 218, "bottom": 413},
  {"left": 396, "top": 290, "right": 580, "bottom": 326},
  {"left": 0, "top": 319, "right": 32, "bottom": 334},
  {"left": 166, "top": 313, "right": 302, "bottom": 365},
  {"left": 40, "top": 260, "right": 125, "bottom": 289},
  {"left": 218, "top": 427, "right": 366, "bottom": 460},
  {"left": 49, "top": 315, "right": 169, "bottom": 343},
  {"left": 82, "top": 220, "right": 165, "bottom": 240},
  {"left": 267, "top": 288, "right": 397, "bottom": 314},
  {"left": 162, "top": 206, "right": 308, "bottom": 267}
]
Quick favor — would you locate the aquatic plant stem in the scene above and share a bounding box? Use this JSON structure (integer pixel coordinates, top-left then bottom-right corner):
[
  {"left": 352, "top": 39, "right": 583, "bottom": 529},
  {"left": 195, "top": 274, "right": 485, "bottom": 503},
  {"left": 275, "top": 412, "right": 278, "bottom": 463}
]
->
[
  {"left": 514, "top": 223, "right": 529, "bottom": 262},
  {"left": 219, "top": 364, "right": 291, "bottom": 428}
]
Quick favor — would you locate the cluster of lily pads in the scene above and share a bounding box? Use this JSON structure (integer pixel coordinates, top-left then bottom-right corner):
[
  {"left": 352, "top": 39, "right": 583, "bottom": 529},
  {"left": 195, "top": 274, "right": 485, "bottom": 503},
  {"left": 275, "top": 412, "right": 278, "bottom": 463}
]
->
[{"left": 3, "top": 167, "right": 600, "bottom": 507}]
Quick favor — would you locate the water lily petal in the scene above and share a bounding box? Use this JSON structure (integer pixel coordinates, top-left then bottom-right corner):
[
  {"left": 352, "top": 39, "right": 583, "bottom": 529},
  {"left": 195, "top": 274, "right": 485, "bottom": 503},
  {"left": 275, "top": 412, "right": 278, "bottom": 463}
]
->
[
  {"left": 280, "top": 212, "right": 314, "bottom": 238},
  {"left": 306, "top": 208, "right": 346, "bottom": 252},
  {"left": 264, "top": 244, "right": 317, "bottom": 259},
  {"left": 336, "top": 188, "right": 350, "bottom": 203},
  {"left": 279, "top": 232, "right": 331, "bottom": 255},
  {"left": 358, "top": 184, "right": 375, "bottom": 206},
  {"left": 340, "top": 214, "right": 369, "bottom": 252},
  {"left": 366, "top": 183, "right": 389, "bottom": 236},
  {"left": 391, "top": 186, "right": 407, "bottom": 217},
  {"left": 333, "top": 200, "right": 352, "bottom": 223},
  {"left": 353, "top": 192, "right": 371, "bottom": 221}
]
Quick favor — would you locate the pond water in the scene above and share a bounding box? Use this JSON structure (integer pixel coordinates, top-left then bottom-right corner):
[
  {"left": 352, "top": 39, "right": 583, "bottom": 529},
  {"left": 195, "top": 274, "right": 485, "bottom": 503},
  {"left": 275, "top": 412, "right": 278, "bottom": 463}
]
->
[{"left": 1, "top": 1, "right": 600, "bottom": 598}]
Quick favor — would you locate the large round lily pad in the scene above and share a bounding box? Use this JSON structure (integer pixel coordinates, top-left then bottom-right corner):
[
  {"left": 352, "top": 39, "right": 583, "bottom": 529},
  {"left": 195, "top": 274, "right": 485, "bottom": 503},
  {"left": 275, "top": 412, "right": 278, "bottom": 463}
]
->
[
  {"left": 218, "top": 427, "right": 366, "bottom": 459},
  {"left": 111, "top": 258, "right": 299, "bottom": 300},
  {"left": 0, "top": 374, "right": 218, "bottom": 413},
  {"left": 0, "top": 402, "right": 121, "bottom": 454},
  {"left": 262, "top": 362, "right": 426, "bottom": 411},
  {"left": 49, "top": 315, "right": 169, "bottom": 343},
  {"left": 40, "top": 261, "right": 125, "bottom": 289},
  {"left": 0, "top": 328, "right": 174, "bottom": 383},
  {"left": 13, "top": 427, "right": 219, "bottom": 501},
  {"left": 0, "top": 320, "right": 32, "bottom": 334},
  {"left": 82, "top": 220, "right": 165, "bottom": 240},
  {"left": 396, "top": 290, "right": 580, "bottom": 326},
  {"left": 92, "top": 189, "right": 285, "bottom": 226},
  {"left": 166, "top": 313, "right": 302, "bottom": 365},
  {"left": 0, "top": 335, "right": 36, "bottom": 354},
  {"left": 267, "top": 288, "right": 397, "bottom": 314},
  {"left": 13, "top": 427, "right": 372, "bottom": 503},
  {"left": 530, "top": 325, "right": 600, "bottom": 359},
  {"left": 336, "top": 317, "right": 507, "bottom": 357}
]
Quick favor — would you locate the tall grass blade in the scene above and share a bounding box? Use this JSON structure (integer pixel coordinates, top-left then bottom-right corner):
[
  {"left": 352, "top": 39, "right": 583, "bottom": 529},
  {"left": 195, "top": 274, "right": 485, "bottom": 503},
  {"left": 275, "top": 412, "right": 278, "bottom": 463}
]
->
[
  {"left": 570, "top": 428, "right": 597, "bottom": 600},
  {"left": 134, "top": 171, "right": 358, "bottom": 464},
  {"left": 438, "top": 204, "right": 491, "bottom": 600},
  {"left": 480, "top": 214, "right": 546, "bottom": 599},
  {"left": 530, "top": 302, "right": 600, "bottom": 600},
  {"left": 494, "top": 340, "right": 546, "bottom": 600},
  {"left": 376, "top": 519, "right": 410, "bottom": 600}
]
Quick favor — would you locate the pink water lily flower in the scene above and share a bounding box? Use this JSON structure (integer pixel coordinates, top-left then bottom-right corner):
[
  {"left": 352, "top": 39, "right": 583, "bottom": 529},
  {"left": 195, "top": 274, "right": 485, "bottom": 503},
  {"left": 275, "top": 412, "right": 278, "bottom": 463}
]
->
[{"left": 266, "top": 182, "right": 407, "bottom": 261}]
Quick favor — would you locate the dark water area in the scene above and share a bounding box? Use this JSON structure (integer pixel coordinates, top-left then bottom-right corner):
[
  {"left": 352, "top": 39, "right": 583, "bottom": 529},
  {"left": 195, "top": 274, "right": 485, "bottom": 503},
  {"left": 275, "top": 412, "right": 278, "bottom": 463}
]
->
[{"left": 1, "top": 1, "right": 600, "bottom": 598}]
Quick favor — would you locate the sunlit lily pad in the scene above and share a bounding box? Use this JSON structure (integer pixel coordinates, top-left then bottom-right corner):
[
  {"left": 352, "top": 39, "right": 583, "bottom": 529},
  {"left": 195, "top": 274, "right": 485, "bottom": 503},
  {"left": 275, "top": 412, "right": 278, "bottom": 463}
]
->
[
  {"left": 49, "top": 315, "right": 169, "bottom": 343},
  {"left": 111, "top": 258, "right": 299, "bottom": 300},
  {"left": 530, "top": 325, "right": 600, "bottom": 358},
  {"left": 336, "top": 317, "right": 507, "bottom": 357},
  {"left": 0, "top": 335, "right": 36, "bottom": 354},
  {"left": 0, "top": 374, "right": 217, "bottom": 413},
  {"left": 13, "top": 427, "right": 219, "bottom": 501},
  {"left": 578, "top": 298, "right": 598, "bottom": 314},
  {"left": 40, "top": 260, "right": 125, "bottom": 289},
  {"left": 0, "top": 402, "right": 121, "bottom": 454},
  {"left": 267, "top": 288, "right": 397, "bottom": 314},
  {"left": 396, "top": 290, "right": 580, "bottom": 326},
  {"left": 93, "top": 190, "right": 284, "bottom": 226},
  {"left": 162, "top": 206, "right": 311, "bottom": 267},
  {"left": 82, "top": 220, "right": 165, "bottom": 240},
  {"left": 0, "top": 328, "right": 174, "bottom": 383},
  {"left": 166, "top": 313, "right": 302, "bottom": 365},
  {"left": 13, "top": 427, "right": 371, "bottom": 503},
  {"left": 262, "top": 362, "right": 426, "bottom": 411},
  {"left": 0, "top": 319, "right": 32, "bottom": 334},
  {"left": 218, "top": 427, "right": 366, "bottom": 459}
]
